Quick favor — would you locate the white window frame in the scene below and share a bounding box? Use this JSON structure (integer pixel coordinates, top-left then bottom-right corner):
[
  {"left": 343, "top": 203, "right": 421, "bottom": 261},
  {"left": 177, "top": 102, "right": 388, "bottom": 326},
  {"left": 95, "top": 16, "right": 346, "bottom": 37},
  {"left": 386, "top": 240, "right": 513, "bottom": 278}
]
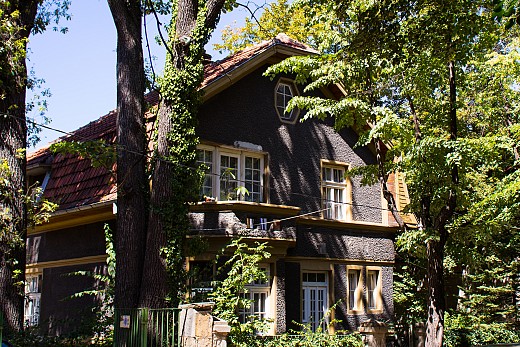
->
[
  {"left": 240, "top": 265, "right": 271, "bottom": 323},
  {"left": 24, "top": 274, "right": 42, "bottom": 327},
  {"left": 219, "top": 150, "right": 241, "bottom": 201},
  {"left": 197, "top": 148, "right": 214, "bottom": 199},
  {"left": 197, "top": 145, "right": 265, "bottom": 202},
  {"left": 302, "top": 272, "right": 329, "bottom": 332},
  {"left": 321, "top": 160, "right": 352, "bottom": 221},
  {"left": 274, "top": 78, "right": 300, "bottom": 124},
  {"left": 347, "top": 266, "right": 363, "bottom": 313},
  {"left": 366, "top": 267, "right": 383, "bottom": 313}
]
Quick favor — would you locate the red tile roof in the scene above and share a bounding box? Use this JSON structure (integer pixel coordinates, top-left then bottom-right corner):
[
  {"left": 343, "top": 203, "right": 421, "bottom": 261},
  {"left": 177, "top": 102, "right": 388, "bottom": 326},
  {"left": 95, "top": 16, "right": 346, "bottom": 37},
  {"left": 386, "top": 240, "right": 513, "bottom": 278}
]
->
[
  {"left": 202, "top": 33, "right": 316, "bottom": 88},
  {"left": 28, "top": 111, "right": 117, "bottom": 210},
  {"left": 27, "top": 34, "right": 315, "bottom": 211}
]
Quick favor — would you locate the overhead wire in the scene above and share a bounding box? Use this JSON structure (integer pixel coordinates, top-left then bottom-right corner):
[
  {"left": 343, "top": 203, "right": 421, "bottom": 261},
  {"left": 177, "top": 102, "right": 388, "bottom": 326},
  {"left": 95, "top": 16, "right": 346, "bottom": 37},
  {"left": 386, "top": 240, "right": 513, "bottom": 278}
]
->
[
  {"left": 190, "top": 207, "right": 331, "bottom": 232},
  {"left": 4, "top": 111, "right": 411, "bottom": 217}
]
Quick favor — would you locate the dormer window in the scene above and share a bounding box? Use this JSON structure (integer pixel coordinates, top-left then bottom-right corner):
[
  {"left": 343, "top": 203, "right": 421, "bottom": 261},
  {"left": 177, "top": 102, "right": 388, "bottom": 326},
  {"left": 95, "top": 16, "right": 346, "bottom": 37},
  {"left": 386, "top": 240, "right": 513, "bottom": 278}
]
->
[
  {"left": 27, "top": 160, "right": 52, "bottom": 195},
  {"left": 275, "top": 79, "right": 300, "bottom": 124}
]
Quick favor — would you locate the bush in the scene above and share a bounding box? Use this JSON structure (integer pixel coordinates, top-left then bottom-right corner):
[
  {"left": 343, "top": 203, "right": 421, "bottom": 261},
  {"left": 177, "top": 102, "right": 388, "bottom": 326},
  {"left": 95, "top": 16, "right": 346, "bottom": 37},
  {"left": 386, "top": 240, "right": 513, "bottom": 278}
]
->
[
  {"left": 444, "top": 313, "right": 520, "bottom": 347},
  {"left": 261, "top": 331, "right": 363, "bottom": 347},
  {"left": 230, "top": 330, "right": 363, "bottom": 347}
]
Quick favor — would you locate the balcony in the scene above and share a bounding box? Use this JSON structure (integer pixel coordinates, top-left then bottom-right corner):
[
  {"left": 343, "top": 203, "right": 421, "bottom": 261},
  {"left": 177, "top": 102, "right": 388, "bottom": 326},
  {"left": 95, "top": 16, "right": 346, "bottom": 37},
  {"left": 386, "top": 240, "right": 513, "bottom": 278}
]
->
[{"left": 188, "top": 201, "right": 299, "bottom": 255}]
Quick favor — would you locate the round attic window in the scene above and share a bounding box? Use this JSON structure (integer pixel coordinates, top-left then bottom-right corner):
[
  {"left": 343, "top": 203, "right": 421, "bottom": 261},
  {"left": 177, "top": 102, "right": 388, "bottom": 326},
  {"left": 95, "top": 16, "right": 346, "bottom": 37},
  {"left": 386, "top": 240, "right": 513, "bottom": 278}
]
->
[{"left": 275, "top": 79, "right": 300, "bottom": 124}]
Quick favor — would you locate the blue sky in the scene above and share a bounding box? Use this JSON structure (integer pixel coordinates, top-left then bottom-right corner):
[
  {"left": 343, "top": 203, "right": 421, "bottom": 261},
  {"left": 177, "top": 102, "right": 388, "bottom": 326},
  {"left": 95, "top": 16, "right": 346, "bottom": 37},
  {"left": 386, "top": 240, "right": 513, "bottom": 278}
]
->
[{"left": 28, "top": 0, "right": 258, "bottom": 149}]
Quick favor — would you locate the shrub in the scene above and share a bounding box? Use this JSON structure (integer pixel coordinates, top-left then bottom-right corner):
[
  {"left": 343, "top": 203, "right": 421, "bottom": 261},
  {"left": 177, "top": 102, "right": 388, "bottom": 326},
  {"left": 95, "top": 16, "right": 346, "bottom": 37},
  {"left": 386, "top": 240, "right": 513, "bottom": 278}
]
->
[{"left": 444, "top": 313, "right": 520, "bottom": 347}]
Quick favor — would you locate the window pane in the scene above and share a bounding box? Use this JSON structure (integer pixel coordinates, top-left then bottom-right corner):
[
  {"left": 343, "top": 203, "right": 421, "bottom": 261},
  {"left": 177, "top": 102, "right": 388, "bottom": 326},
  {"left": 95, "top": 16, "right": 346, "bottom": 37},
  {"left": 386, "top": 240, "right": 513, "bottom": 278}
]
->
[
  {"left": 197, "top": 150, "right": 213, "bottom": 198},
  {"left": 367, "top": 270, "right": 379, "bottom": 309},
  {"left": 276, "top": 82, "right": 295, "bottom": 120},
  {"left": 244, "top": 156, "right": 261, "bottom": 202},
  {"left": 334, "top": 168, "right": 343, "bottom": 182},
  {"left": 322, "top": 165, "right": 347, "bottom": 220},
  {"left": 220, "top": 155, "right": 238, "bottom": 200},
  {"left": 348, "top": 270, "right": 360, "bottom": 310}
]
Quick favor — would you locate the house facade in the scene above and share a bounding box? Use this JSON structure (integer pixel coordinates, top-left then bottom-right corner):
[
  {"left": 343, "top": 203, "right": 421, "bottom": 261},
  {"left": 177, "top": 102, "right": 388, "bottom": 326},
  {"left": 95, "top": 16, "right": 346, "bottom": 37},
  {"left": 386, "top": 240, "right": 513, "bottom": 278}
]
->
[{"left": 26, "top": 34, "right": 406, "bottom": 335}]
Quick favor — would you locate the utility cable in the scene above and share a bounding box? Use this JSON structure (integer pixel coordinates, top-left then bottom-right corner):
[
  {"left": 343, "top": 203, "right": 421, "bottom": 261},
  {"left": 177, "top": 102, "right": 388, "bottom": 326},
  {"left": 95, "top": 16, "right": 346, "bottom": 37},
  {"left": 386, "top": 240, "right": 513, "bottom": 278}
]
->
[{"left": 4, "top": 111, "right": 411, "bottom": 215}]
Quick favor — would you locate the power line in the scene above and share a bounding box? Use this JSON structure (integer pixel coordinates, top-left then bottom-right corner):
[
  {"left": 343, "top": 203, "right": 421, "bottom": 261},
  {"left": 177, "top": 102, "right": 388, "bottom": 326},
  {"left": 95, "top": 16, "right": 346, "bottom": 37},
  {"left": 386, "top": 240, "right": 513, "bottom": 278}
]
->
[
  {"left": 190, "top": 207, "right": 331, "bottom": 232},
  {"left": 4, "top": 111, "right": 411, "bottom": 215}
]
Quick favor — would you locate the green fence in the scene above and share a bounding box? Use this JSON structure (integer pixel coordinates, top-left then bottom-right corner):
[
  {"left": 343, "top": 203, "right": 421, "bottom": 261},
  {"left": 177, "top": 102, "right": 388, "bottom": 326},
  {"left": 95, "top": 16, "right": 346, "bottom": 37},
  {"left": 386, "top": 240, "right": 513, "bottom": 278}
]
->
[{"left": 113, "top": 308, "right": 181, "bottom": 347}]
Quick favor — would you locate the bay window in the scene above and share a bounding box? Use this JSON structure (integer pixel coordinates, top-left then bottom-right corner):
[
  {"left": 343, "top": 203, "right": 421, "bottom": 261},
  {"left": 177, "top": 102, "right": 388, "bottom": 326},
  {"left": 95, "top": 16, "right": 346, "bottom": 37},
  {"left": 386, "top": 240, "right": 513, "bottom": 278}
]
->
[{"left": 197, "top": 145, "right": 265, "bottom": 202}]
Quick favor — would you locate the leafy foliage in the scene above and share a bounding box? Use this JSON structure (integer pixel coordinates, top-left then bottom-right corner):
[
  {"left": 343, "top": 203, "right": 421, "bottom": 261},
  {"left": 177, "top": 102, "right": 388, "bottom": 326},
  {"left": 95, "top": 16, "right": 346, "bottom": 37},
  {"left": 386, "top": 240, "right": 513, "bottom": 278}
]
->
[
  {"left": 50, "top": 140, "right": 116, "bottom": 170},
  {"left": 494, "top": 0, "right": 520, "bottom": 28},
  {"left": 257, "top": 331, "right": 363, "bottom": 347},
  {"left": 210, "top": 238, "right": 363, "bottom": 347},
  {"left": 215, "top": 0, "right": 342, "bottom": 54},
  {"left": 0, "top": 157, "right": 57, "bottom": 280},
  {"left": 444, "top": 312, "right": 520, "bottom": 347},
  {"left": 211, "top": 238, "right": 271, "bottom": 344},
  {"left": 249, "top": 0, "right": 520, "bottom": 343}
]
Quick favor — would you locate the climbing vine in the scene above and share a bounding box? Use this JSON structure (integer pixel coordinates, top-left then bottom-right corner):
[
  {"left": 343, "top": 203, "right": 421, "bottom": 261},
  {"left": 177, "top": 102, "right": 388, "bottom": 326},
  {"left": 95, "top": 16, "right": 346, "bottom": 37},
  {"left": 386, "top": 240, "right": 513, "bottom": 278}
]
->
[{"left": 150, "top": 0, "right": 227, "bottom": 305}]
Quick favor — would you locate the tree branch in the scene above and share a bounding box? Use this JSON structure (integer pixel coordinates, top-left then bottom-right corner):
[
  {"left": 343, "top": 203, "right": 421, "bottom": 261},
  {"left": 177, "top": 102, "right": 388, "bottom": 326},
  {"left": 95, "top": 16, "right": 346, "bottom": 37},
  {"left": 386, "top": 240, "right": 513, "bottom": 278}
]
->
[
  {"left": 146, "top": 0, "right": 175, "bottom": 61},
  {"left": 205, "top": 0, "right": 227, "bottom": 30}
]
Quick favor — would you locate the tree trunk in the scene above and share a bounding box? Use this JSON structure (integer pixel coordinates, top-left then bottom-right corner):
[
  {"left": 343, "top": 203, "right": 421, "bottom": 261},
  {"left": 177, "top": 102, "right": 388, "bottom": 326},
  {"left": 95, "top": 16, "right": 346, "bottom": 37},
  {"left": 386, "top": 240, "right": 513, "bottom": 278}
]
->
[
  {"left": 138, "top": 0, "right": 227, "bottom": 307},
  {"left": 138, "top": 101, "right": 174, "bottom": 308},
  {"left": 0, "top": 108, "right": 28, "bottom": 334},
  {"left": 425, "top": 58, "right": 458, "bottom": 347},
  {"left": 107, "top": 0, "right": 148, "bottom": 311},
  {"left": 425, "top": 235, "right": 446, "bottom": 347},
  {"left": 0, "top": 0, "right": 39, "bottom": 333}
]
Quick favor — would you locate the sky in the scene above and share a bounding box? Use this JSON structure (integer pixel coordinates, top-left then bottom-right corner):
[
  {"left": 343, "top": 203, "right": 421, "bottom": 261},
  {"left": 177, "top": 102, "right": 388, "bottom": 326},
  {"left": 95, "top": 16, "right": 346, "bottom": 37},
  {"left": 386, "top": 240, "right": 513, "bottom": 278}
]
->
[{"left": 28, "top": 0, "right": 257, "bottom": 149}]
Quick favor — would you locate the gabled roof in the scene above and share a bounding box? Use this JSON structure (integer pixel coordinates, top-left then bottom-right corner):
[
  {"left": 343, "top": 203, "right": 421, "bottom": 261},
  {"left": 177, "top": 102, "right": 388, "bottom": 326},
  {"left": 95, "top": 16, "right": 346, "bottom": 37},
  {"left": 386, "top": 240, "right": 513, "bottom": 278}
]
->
[
  {"left": 27, "top": 34, "right": 315, "bottom": 211},
  {"left": 202, "top": 33, "right": 316, "bottom": 100}
]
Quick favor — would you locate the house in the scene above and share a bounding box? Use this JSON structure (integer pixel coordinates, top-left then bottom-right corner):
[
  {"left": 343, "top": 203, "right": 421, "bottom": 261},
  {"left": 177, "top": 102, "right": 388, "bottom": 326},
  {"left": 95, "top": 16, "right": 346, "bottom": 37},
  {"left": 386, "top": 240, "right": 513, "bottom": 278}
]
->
[{"left": 26, "top": 34, "right": 408, "bottom": 336}]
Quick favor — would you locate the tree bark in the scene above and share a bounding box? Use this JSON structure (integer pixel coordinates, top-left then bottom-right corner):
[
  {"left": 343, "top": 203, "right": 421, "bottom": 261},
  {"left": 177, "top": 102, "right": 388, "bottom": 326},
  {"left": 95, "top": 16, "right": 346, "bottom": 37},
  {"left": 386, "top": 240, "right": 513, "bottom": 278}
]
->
[
  {"left": 138, "top": 102, "right": 174, "bottom": 308},
  {"left": 138, "top": 0, "right": 226, "bottom": 308},
  {"left": 0, "top": 0, "right": 39, "bottom": 333},
  {"left": 107, "top": 0, "right": 148, "bottom": 311},
  {"left": 425, "top": 58, "right": 458, "bottom": 347},
  {"left": 425, "top": 234, "right": 447, "bottom": 347}
]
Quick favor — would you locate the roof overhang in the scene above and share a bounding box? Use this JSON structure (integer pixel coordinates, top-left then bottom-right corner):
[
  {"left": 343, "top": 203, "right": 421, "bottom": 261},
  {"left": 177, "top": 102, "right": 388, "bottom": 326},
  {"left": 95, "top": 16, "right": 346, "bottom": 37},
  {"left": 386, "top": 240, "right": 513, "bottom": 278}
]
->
[
  {"left": 29, "top": 200, "right": 116, "bottom": 235},
  {"left": 201, "top": 44, "right": 315, "bottom": 102}
]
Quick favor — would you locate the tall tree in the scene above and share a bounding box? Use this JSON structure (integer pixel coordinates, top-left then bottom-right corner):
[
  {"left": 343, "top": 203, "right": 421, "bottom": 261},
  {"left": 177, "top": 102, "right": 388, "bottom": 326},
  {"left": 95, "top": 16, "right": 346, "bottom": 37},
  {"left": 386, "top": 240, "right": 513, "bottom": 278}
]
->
[
  {"left": 0, "top": 0, "right": 68, "bottom": 333},
  {"left": 107, "top": 0, "right": 148, "bottom": 312},
  {"left": 215, "top": 0, "right": 340, "bottom": 53},
  {"left": 106, "top": 0, "right": 231, "bottom": 309},
  {"left": 262, "top": 0, "right": 517, "bottom": 345},
  {"left": 139, "top": 0, "right": 229, "bottom": 308}
]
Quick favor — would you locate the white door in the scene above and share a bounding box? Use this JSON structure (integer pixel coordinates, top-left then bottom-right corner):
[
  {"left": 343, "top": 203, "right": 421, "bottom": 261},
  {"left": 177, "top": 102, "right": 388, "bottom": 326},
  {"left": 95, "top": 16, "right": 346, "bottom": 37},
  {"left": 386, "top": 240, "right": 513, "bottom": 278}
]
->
[{"left": 302, "top": 272, "right": 328, "bottom": 331}]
